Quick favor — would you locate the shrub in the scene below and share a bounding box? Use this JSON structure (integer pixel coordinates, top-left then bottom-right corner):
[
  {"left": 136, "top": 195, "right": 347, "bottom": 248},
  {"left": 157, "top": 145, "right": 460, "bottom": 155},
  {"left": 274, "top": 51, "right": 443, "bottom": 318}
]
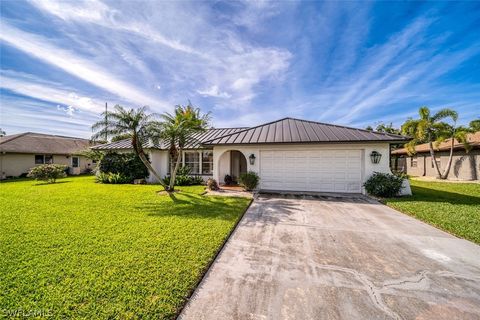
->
[
  {"left": 363, "top": 172, "right": 404, "bottom": 198},
  {"left": 207, "top": 178, "right": 219, "bottom": 191},
  {"left": 239, "top": 171, "right": 260, "bottom": 191},
  {"left": 96, "top": 172, "right": 130, "bottom": 184},
  {"left": 224, "top": 174, "right": 233, "bottom": 185},
  {"left": 28, "top": 164, "right": 67, "bottom": 183},
  {"left": 161, "top": 166, "right": 205, "bottom": 186},
  {"left": 98, "top": 152, "right": 148, "bottom": 183}
]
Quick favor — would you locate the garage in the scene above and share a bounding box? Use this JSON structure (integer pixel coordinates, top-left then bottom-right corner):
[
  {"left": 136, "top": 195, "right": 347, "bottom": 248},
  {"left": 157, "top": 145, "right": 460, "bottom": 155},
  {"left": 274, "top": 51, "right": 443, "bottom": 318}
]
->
[{"left": 260, "top": 149, "right": 363, "bottom": 193}]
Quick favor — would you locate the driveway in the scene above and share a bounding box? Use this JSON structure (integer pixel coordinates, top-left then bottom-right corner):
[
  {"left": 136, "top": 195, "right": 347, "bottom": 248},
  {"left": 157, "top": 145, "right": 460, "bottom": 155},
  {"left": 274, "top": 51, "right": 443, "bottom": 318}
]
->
[{"left": 179, "top": 193, "right": 480, "bottom": 320}]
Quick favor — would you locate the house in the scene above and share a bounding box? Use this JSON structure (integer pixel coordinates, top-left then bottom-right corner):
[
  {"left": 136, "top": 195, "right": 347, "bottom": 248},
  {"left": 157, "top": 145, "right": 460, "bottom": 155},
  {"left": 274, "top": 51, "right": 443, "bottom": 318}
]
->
[
  {"left": 92, "top": 117, "right": 410, "bottom": 194},
  {"left": 0, "top": 132, "right": 96, "bottom": 179},
  {"left": 391, "top": 131, "right": 480, "bottom": 181}
]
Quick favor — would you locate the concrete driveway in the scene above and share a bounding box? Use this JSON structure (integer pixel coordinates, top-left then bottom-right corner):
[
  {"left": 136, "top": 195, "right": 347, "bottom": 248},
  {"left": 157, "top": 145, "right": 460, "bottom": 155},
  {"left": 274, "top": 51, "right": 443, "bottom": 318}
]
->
[{"left": 179, "top": 193, "right": 480, "bottom": 320}]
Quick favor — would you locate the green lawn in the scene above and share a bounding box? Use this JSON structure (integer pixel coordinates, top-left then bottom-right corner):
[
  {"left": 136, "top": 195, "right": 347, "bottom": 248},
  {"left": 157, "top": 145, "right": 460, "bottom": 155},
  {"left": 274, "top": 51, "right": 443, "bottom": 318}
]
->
[
  {"left": 0, "top": 176, "right": 251, "bottom": 319},
  {"left": 385, "top": 179, "right": 480, "bottom": 244}
]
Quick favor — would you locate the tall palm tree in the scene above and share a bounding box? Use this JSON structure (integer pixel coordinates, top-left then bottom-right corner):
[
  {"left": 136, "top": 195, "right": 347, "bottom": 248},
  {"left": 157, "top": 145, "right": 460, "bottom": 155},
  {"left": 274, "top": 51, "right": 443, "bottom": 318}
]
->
[
  {"left": 91, "top": 105, "right": 166, "bottom": 187},
  {"left": 159, "top": 103, "right": 210, "bottom": 191},
  {"left": 401, "top": 106, "right": 470, "bottom": 179}
]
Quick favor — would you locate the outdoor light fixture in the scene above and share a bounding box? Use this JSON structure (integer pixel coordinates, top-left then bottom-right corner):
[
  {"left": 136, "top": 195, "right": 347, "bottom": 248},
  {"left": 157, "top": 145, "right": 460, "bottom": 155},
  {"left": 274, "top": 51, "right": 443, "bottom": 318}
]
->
[
  {"left": 370, "top": 151, "right": 382, "bottom": 164},
  {"left": 249, "top": 153, "right": 256, "bottom": 165}
]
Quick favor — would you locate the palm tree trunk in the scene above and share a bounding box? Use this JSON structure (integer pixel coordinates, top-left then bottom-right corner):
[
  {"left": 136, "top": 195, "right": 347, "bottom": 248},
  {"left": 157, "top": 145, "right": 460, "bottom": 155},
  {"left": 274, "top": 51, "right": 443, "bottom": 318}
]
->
[
  {"left": 131, "top": 135, "right": 166, "bottom": 188},
  {"left": 428, "top": 140, "right": 442, "bottom": 179},
  {"left": 440, "top": 137, "right": 455, "bottom": 179},
  {"left": 169, "top": 148, "right": 182, "bottom": 191}
]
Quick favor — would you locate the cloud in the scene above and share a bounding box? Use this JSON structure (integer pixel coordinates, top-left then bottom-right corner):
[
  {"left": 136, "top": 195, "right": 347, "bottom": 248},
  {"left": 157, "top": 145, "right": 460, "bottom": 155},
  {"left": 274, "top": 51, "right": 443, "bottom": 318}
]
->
[
  {"left": 0, "top": 21, "right": 169, "bottom": 109},
  {"left": 197, "top": 85, "right": 231, "bottom": 98},
  {"left": 0, "top": 71, "right": 103, "bottom": 113}
]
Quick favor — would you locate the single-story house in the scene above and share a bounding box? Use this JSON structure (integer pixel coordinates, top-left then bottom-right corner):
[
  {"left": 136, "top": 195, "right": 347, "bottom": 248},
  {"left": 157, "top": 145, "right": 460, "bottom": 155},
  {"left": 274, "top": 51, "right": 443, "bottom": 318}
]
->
[
  {"left": 391, "top": 131, "right": 480, "bottom": 181},
  {"left": 92, "top": 117, "right": 410, "bottom": 194},
  {"left": 0, "top": 132, "right": 96, "bottom": 179}
]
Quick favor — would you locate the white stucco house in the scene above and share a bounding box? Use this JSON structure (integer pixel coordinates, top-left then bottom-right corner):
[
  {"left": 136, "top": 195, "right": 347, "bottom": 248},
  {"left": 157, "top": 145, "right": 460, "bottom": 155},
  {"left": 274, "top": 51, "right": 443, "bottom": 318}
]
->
[{"left": 92, "top": 117, "right": 410, "bottom": 195}]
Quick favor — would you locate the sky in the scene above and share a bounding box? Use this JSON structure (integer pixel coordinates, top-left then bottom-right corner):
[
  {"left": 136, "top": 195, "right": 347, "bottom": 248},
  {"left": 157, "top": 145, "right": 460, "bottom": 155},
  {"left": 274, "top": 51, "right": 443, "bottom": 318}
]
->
[{"left": 1, "top": 0, "right": 479, "bottom": 138}]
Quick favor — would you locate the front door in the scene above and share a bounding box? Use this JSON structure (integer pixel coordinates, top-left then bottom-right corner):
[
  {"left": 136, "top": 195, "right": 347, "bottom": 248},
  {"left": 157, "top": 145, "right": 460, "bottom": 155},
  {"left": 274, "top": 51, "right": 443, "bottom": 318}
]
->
[{"left": 230, "top": 151, "right": 247, "bottom": 182}]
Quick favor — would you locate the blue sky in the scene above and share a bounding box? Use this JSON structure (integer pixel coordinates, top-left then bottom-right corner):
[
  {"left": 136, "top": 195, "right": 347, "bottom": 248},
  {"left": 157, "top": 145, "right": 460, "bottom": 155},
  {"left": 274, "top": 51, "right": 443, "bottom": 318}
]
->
[{"left": 1, "top": 0, "right": 479, "bottom": 138}]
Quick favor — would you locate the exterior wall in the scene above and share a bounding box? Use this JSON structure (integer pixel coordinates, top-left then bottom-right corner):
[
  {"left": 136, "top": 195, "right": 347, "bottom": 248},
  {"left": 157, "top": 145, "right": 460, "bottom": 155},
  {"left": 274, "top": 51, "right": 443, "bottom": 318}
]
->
[
  {"left": 0, "top": 153, "right": 95, "bottom": 179},
  {"left": 404, "top": 149, "right": 480, "bottom": 180},
  {"left": 212, "top": 142, "right": 404, "bottom": 194},
  {"left": 145, "top": 149, "right": 214, "bottom": 183}
]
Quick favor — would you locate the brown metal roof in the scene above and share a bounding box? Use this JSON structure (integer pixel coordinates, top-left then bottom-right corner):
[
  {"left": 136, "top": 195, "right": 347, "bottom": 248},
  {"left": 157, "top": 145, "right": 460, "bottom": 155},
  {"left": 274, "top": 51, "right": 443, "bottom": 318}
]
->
[
  {"left": 0, "top": 132, "right": 93, "bottom": 154},
  {"left": 203, "top": 118, "right": 408, "bottom": 145},
  {"left": 91, "top": 127, "right": 247, "bottom": 151},
  {"left": 392, "top": 131, "right": 480, "bottom": 155}
]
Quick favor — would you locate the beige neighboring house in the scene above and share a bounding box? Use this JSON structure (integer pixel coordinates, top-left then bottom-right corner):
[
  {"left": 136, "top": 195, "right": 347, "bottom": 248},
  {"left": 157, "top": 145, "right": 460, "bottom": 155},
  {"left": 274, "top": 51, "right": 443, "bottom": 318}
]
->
[
  {"left": 392, "top": 131, "right": 480, "bottom": 181},
  {"left": 0, "top": 132, "right": 96, "bottom": 179}
]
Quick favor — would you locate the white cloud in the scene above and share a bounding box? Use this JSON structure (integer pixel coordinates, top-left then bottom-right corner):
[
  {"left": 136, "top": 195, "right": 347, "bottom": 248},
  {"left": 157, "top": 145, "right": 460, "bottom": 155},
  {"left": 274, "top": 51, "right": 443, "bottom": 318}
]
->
[
  {"left": 0, "top": 71, "right": 103, "bottom": 113},
  {"left": 0, "top": 21, "right": 169, "bottom": 109},
  {"left": 197, "top": 85, "right": 231, "bottom": 98}
]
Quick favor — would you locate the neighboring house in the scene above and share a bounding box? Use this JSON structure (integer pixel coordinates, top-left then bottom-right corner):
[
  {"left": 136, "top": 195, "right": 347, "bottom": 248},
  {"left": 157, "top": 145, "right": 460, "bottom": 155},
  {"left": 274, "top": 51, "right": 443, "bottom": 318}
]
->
[
  {"left": 0, "top": 132, "right": 96, "bottom": 179},
  {"left": 92, "top": 117, "right": 409, "bottom": 194},
  {"left": 391, "top": 131, "right": 480, "bottom": 181}
]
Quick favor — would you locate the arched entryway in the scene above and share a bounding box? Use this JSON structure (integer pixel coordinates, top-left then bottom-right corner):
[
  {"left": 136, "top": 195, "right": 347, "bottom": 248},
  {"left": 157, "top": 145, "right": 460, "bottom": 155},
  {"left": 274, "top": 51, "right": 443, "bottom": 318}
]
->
[{"left": 217, "top": 150, "right": 247, "bottom": 184}]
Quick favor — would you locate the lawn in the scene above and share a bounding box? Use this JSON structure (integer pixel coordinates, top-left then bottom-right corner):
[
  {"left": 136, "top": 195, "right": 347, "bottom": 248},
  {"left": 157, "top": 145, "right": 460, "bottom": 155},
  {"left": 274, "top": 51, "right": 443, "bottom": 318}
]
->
[
  {"left": 385, "top": 179, "right": 480, "bottom": 244},
  {"left": 0, "top": 176, "right": 251, "bottom": 319}
]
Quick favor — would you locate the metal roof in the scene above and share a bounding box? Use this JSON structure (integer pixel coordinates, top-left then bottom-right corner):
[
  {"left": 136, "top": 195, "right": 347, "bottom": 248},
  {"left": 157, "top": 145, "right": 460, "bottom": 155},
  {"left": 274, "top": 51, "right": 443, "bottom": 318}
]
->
[
  {"left": 91, "top": 127, "right": 246, "bottom": 151},
  {"left": 0, "top": 132, "right": 93, "bottom": 154},
  {"left": 203, "top": 118, "right": 408, "bottom": 145}
]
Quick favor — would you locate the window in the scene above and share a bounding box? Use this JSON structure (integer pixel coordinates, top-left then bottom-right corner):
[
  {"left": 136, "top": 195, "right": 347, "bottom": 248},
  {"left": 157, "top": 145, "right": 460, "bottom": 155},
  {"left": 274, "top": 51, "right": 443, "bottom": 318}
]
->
[
  {"left": 35, "top": 155, "right": 44, "bottom": 164},
  {"left": 202, "top": 151, "right": 213, "bottom": 175},
  {"left": 410, "top": 156, "right": 417, "bottom": 168},
  {"left": 184, "top": 152, "right": 199, "bottom": 174},
  {"left": 72, "top": 157, "right": 79, "bottom": 168},
  {"left": 44, "top": 155, "right": 53, "bottom": 164}
]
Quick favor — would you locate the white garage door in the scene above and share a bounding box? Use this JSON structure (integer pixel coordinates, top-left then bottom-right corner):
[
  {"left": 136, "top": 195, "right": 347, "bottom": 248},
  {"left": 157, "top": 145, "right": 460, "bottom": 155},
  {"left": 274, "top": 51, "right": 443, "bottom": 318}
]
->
[{"left": 260, "top": 149, "right": 363, "bottom": 193}]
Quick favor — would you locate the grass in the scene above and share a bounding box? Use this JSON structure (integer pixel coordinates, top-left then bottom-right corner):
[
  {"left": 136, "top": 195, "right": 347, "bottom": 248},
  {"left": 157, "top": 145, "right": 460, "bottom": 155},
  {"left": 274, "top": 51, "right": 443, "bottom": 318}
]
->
[
  {"left": 385, "top": 179, "right": 480, "bottom": 244},
  {"left": 0, "top": 176, "right": 251, "bottom": 319}
]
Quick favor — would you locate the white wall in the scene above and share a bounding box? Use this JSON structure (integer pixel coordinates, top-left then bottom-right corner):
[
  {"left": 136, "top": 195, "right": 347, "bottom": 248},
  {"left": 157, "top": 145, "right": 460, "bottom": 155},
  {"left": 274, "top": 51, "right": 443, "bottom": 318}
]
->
[
  {"left": 147, "top": 150, "right": 169, "bottom": 183},
  {"left": 212, "top": 143, "right": 411, "bottom": 195}
]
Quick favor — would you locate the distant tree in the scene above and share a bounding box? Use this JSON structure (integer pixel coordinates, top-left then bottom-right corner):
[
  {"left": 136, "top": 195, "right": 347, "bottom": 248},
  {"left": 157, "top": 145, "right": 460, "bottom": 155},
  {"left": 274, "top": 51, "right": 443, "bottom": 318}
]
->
[
  {"left": 365, "top": 126, "right": 373, "bottom": 131},
  {"left": 375, "top": 122, "right": 401, "bottom": 135},
  {"left": 470, "top": 119, "right": 480, "bottom": 132},
  {"left": 401, "top": 106, "right": 471, "bottom": 179},
  {"left": 111, "top": 133, "right": 132, "bottom": 142},
  {"left": 91, "top": 105, "right": 167, "bottom": 188},
  {"left": 0, "top": 128, "right": 5, "bottom": 137}
]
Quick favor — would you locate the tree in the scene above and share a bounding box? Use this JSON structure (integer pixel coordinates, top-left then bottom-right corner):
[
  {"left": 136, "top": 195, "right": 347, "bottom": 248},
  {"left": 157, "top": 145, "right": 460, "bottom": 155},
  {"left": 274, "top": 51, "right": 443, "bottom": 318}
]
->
[
  {"left": 401, "top": 106, "right": 470, "bottom": 179},
  {"left": 470, "top": 119, "right": 480, "bottom": 132},
  {"left": 365, "top": 126, "right": 373, "bottom": 131},
  {"left": 159, "top": 103, "right": 210, "bottom": 191},
  {"left": 91, "top": 105, "right": 166, "bottom": 187},
  {"left": 0, "top": 128, "right": 5, "bottom": 137},
  {"left": 111, "top": 133, "right": 132, "bottom": 142},
  {"left": 375, "top": 122, "right": 401, "bottom": 135}
]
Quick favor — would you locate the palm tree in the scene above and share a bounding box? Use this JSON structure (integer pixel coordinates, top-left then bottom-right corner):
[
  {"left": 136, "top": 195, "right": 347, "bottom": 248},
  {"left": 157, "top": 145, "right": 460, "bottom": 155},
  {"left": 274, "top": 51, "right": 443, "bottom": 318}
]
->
[
  {"left": 401, "top": 106, "right": 470, "bottom": 179},
  {"left": 470, "top": 119, "right": 480, "bottom": 132},
  {"left": 91, "top": 105, "right": 166, "bottom": 187},
  {"left": 159, "top": 103, "right": 210, "bottom": 191}
]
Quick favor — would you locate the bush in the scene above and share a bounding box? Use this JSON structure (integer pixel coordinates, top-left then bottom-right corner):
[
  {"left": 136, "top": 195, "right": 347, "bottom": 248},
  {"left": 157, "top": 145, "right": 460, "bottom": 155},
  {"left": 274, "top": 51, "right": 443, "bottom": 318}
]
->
[
  {"left": 96, "top": 172, "right": 130, "bottom": 184},
  {"left": 239, "top": 171, "right": 260, "bottom": 191},
  {"left": 207, "top": 178, "right": 219, "bottom": 191},
  {"left": 97, "top": 152, "right": 148, "bottom": 183},
  {"left": 363, "top": 172, "right": 404, "bottom": 198},
  {"left": 28, "top": 164, "right": 67, "bottom": 183},
  {"left": 161, "top": 166, "right": 205, "bottom": 186}
]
